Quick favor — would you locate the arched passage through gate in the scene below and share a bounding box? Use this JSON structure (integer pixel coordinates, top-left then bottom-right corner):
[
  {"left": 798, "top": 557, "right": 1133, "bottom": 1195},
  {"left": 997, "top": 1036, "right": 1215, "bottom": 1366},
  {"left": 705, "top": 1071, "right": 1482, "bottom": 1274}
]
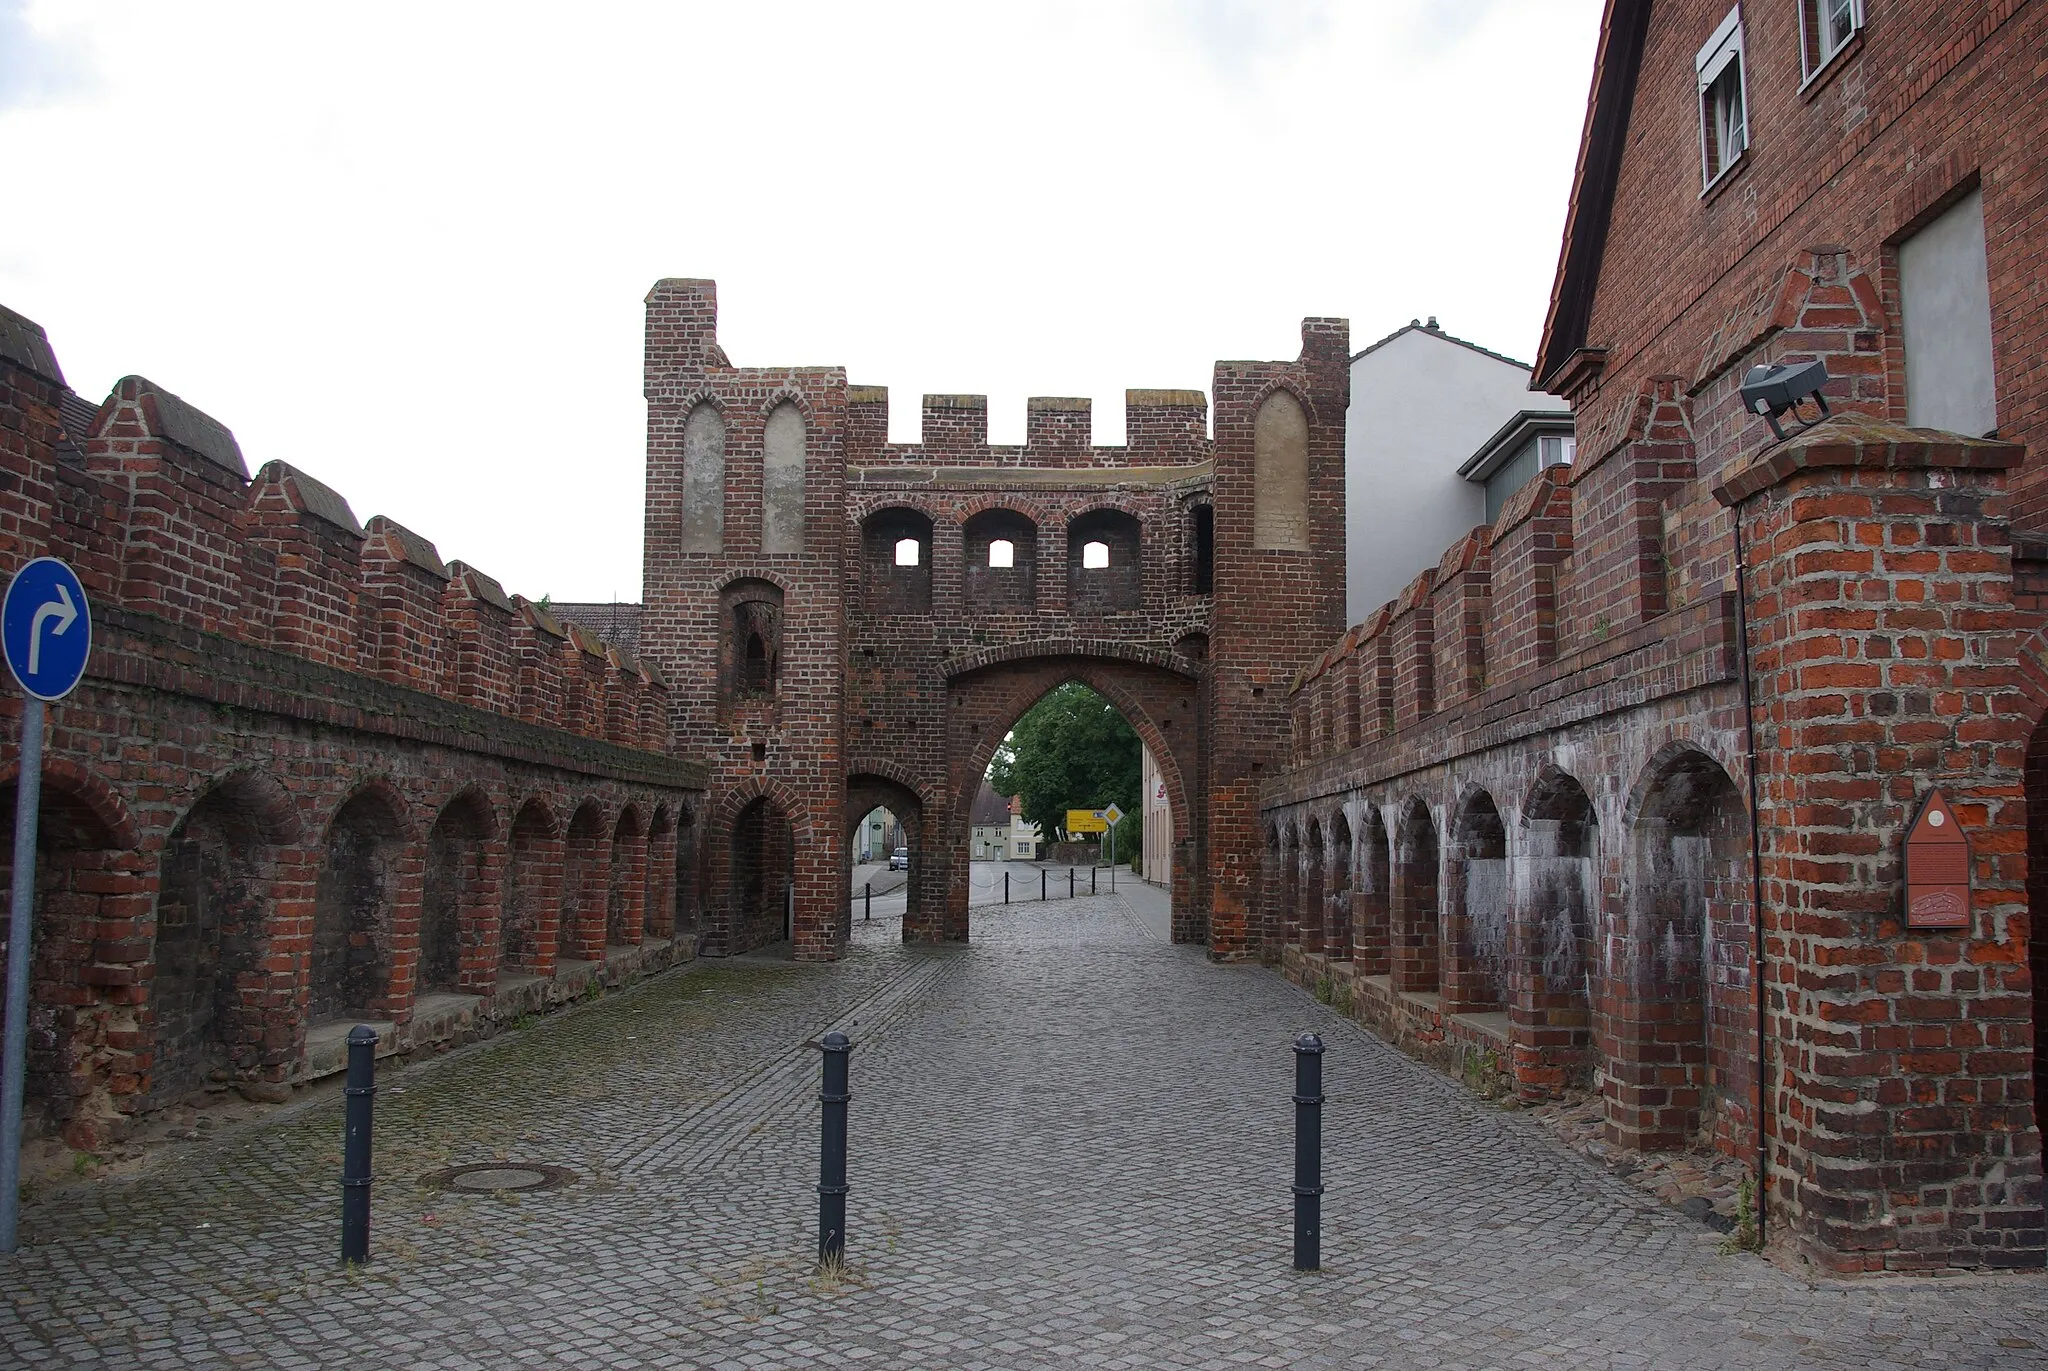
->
[
  {"left": 943, "top": 653, "right": 1201, "bottom": 945},
  {"left": 844, "top": 773, "right": 922, "bottom": 936}
]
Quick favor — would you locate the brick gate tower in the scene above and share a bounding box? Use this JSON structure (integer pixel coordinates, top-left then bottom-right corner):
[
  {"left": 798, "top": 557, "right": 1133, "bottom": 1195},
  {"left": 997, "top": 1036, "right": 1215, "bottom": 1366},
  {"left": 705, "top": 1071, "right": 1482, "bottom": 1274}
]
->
[{"left": 639, "top": 279, "right": 1347, "bottom": 960}]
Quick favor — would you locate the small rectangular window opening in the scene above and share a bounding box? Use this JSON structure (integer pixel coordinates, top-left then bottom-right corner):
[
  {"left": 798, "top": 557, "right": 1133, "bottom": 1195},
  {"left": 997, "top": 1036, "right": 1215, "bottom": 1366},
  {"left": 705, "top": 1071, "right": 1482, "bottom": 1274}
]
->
[
  {"left": 1538, "top": 434, "right": 1577, "bottom": 468},
  {"left": 1800, "top": 0, "right": 1860, "bottom": 80},
  {"left": 1697, "top": 8, "right": 1748, "bottom": 191},
  {"left": 894, "top": 537, "right": 922, "bottom": 567},
  {"left": 988, "top": 539, "right": 1015, "bottom": 568},
  {"left": 1082, "top": 540, "right": 1110, "bottom": 569},
  {"left": 1192, "top": 505, "right": 1214, "bottom": 594}
]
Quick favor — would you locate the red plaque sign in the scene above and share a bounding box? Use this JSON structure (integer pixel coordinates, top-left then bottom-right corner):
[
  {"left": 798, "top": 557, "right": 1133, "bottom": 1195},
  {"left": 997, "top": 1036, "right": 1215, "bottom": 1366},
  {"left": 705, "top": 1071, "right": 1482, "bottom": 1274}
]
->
[{"left": 1905, "top": 789, "right": 1971, "bottom": 929}]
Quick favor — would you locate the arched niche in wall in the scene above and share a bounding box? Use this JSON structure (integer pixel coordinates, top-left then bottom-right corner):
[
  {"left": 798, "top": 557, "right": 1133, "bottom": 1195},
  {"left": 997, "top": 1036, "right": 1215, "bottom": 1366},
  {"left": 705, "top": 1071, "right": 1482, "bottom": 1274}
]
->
[
  {"left": 1253, "top": 390, "right": 1309, "bottom": 552},
  {"left": 862, "top": 508, "right": 934, "bottom": 614},
  {"left": 964, "top": 508, "right": 1038, "bottom": 612},
  {"left": 762, "top": 402, "right": 807, "bottom": 555},
  {"left": 681, "top": 403, "right": 727, "bottom": 554},
  {"left": 1066, "top": 508, "right": 1142, "bottom": 614},
  {"left": 722, "top": 579, "right": 785, "bottom": 698}
]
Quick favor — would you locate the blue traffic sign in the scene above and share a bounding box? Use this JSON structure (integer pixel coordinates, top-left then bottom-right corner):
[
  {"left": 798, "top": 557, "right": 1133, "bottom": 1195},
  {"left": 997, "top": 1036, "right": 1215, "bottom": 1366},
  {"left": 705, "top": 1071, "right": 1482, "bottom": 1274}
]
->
[{"left": 2, "top": 557, "right": 91, "bottom": 701}]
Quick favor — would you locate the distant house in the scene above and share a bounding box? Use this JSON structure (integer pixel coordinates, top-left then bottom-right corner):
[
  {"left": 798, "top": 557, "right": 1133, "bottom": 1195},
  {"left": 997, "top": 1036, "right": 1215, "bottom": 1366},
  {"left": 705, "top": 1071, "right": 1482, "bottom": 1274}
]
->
[
  {"left": 970, "top": 782, "right": 1040, "bottom": 860},
  {"left": 1458, "top": 409, "right": 1579, "bottom": 524},
  {"left": 1137, "top": 745, "right": 1172, "bottom": 885},
  {"left": 854, "top": 806, "right": 904, "bottom": 861},
  {"left": 1346, "top": 319, "right": 1571, "bottom": 622}
]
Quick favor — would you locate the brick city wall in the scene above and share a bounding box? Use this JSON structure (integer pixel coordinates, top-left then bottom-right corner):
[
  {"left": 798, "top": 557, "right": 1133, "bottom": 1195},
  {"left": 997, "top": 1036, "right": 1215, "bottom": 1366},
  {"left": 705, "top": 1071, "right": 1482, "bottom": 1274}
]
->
[
  {"left": 0, "top": 304, "right": 705, "bottom": 1148},
  {"left": 1262, "top": 1, "right": 2048, "bottom": 1272}
]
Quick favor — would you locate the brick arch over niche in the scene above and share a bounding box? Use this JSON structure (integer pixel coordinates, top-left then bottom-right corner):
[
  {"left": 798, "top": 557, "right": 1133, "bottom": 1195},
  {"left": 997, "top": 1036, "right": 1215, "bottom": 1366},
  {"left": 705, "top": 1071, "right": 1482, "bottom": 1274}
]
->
[{"left": 947, "top": 653, "right": 1203, "bottom": 944}]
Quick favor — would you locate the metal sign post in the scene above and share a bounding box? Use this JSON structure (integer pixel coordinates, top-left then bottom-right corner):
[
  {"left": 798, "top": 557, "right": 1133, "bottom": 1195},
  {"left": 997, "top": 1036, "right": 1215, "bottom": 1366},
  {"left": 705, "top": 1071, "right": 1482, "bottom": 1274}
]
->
[{"left": 0, "top": 557, "right": 93, "bottom": 1256}]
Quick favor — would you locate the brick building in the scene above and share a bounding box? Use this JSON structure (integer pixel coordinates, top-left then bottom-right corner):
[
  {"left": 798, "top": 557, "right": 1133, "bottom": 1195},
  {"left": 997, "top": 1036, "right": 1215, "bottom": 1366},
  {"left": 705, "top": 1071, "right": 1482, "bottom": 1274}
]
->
[
  {"left": 637, "top": 278, "right": 1348, "bottom": 963},
  {"left": 1263, "top": 0, "right": 2047, "bottom": 1272},
  {"left": 0, "top": 305, "right": 704, "bottom": 1149}
]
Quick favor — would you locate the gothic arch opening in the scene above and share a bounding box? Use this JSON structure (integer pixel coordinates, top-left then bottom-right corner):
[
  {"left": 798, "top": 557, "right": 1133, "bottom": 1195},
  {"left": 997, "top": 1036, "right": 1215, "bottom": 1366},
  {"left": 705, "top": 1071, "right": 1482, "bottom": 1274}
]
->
[
  {"left": 728, "top": 797, "right": 795, "bottom": 951},
  {"left": 951, "top": 662, "right": 1199, "bottom": 946},
  {"left": 681, "top": 402, "right": 726, "bottom": 553},
  {"left": 1067, "top": 509, "right": 1142, "bottom": 615},
  {"left": 1621, "top": 747, "right": 1752, "bottom": 1154},
  {"left": 312, "top": 788, "right": 406, "bottom": 1025},
  {"left": 1518, "top": 768, "right": 1599, "bottom": 1097},
  {"left": 1355, "top": 805, "right": 1391, "bottom": 976},
  {"left": 421, "top": 789, "right": 494, "bottom": 999},
  {"left": 846, "top": 777, "right": 921, "bottom": 937},
  {"left": 1327, "top": 812, "right": 1354, "bottom": 961},
  {"left": 965, "top": 508, "right": 1038, "bottom": 613},
  {"left": 559, "top": 802, "right": 609, "bottom": 967},
  {"left": 147, "top": 776, "right": 284, "bottom": 1100},
  {"left": 762, "top": 400, "right": 807, "bottom": 554},
  {"left": 723, "top": 579, "right": 784, "bottom": 702},
  {"left": 501, "top": 800, "right": 558, "bottom": 978},
  {"left": 863, "top": 507, "right": 934, "bottom": 614},
  {"left": 607, "top": 807, "right": 648, "bottom": 948},
  {"left": 1393, "top": 798, "right": 1440, "bottom": 994},
  {"left": 1302, "top": 817, "right": 1326, "bottom": 955},
  {"left": 1279, "top": 823, "right": 1302, "bottom": 949},
  {"left": 1446, "top": 789, "right": 1508, "bottom": 1017},
  {"left": 1253, "top": 388, "right": 1309, "bottom": 551}
]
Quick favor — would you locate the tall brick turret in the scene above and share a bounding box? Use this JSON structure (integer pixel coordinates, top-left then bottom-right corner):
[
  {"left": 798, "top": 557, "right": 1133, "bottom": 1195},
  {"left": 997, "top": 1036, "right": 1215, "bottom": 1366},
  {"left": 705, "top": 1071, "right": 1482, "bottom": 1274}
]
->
[{"left": 1208, "top": 319, "right": 1350, "bottom": 958}]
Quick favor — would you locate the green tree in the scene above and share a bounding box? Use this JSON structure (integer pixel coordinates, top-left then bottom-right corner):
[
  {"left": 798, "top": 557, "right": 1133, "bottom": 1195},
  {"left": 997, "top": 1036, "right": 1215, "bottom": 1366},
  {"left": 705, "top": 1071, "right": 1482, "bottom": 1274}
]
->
[{"left": 987, "top": 682, "right": 1141, "bottom": 851}]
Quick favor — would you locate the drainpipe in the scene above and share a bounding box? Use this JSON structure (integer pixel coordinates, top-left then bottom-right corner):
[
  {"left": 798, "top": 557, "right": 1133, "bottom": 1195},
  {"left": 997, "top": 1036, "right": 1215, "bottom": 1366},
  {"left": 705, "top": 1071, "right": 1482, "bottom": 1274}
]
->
[{"left": 1730, "top": 504, "right": 1771, "bottom": 1244}]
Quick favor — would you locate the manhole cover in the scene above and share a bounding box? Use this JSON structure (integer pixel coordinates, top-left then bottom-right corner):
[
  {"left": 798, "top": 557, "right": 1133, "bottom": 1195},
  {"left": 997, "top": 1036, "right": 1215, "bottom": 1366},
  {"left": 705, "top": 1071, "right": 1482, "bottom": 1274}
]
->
[{"left": 419, "top": 1162, "right": 577, "bottom": 1194}]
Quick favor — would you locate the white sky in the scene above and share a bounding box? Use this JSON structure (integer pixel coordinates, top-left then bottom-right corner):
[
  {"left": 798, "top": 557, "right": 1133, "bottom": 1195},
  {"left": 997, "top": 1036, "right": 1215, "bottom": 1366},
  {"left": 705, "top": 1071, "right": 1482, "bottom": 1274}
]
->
[{"left": 0, "top": 0, "right": 1601, "bottom": 603}]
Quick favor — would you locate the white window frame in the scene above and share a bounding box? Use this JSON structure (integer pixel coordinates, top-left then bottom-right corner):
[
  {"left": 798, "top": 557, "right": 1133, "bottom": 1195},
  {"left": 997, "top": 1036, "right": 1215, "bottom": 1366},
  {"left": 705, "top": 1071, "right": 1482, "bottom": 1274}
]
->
[
  {"left": 1696, "top": 7, "right": 1749, "bottom": 193},
  {"left": 1799, "top": 0, "right": 1863, "bottom": 86}
]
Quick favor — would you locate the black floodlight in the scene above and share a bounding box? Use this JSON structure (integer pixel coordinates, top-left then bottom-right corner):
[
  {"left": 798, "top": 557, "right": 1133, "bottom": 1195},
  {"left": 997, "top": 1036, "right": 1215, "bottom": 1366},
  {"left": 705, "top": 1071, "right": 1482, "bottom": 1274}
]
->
[{"left": 1740, "top": 358, "right": 1831, "bottom": 441}]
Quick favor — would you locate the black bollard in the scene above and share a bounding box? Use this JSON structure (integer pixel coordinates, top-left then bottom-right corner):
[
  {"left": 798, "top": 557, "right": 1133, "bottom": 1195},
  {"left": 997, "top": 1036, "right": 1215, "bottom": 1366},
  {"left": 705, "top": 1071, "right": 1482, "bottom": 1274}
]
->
[
  {"left": 1069, "top": 868, "right": 1075, "bottom": 899},
  {"left": 864, "top": 882, "right": 871, "bottom": 922},
  {"left": 341, "top": 1024, "right": 378, "bottom": 1266},
  {"left": 817, "top": 1030, "right": 852, "bottom": 1265},
  {"left": 1292, "top": 1032, "right": 1324, "bottom": 1271},
  {"left": 1041, "top": 869, "right": 1047, "bottom": 901},
  {"left": 1091, "top": 866, "right": 1097, "bottom": 895},
  {"left": 1005, "top": 871, "right": 1010, "bottom": 904}
]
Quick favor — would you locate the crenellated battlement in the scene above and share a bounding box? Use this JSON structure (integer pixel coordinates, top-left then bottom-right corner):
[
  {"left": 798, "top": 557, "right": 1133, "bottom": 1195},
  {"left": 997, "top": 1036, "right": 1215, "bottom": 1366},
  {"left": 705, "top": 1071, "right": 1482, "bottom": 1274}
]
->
[
  {"left": 839, "top": 386, "right": 1212, "bottom": 470},
  {"left": 0, "top": 306, "right": 671, "bottom": 756},
  {"left": 1286, "top": 469, "right": 1575, "bottom": 765}
]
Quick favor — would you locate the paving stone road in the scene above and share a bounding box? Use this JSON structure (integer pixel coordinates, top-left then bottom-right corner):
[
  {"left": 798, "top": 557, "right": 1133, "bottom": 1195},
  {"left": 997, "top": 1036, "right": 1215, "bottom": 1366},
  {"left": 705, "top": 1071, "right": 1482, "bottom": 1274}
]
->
[{"left": 4, "top": 889, "right": 2047, "bottom": 1369}]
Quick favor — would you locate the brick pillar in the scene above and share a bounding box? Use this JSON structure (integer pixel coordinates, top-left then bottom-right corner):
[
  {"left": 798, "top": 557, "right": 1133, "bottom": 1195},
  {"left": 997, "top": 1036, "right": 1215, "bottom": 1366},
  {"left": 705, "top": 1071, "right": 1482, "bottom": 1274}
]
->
[{"left": 1715, "top": 413, "right": 2042, "bottom": 1272}]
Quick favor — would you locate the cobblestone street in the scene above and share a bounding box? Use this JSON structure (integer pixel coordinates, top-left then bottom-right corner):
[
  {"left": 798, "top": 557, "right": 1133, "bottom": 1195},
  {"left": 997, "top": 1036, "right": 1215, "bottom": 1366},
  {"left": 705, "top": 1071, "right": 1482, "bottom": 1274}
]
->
[{"left": 4, "top": 890, "right": 2046, "bottom": 1369}]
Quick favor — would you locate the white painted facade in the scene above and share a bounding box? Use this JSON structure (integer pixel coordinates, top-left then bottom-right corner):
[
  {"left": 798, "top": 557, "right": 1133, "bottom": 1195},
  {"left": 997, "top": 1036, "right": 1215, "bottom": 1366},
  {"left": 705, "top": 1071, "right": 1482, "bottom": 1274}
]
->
[
  {"left": 1345, "top": 324, "right": 1572, "bottom": 625},
  {"left": 1139, "top": 744, "right": 1171, "bottom": 886}
]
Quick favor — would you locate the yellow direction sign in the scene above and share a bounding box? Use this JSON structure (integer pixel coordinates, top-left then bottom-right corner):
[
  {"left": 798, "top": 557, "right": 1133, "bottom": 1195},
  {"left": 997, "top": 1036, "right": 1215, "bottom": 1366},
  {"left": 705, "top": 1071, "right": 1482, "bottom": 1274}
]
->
[{"left": 1066, "top": 808, "right": 1109, "bottom": 834}]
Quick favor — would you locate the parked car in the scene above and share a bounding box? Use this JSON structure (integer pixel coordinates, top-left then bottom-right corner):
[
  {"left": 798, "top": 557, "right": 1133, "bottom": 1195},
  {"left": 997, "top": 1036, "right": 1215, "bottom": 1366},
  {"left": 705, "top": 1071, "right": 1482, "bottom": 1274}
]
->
[{"left": 889, "top": 846, "right": 910, "bottom": 870}]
